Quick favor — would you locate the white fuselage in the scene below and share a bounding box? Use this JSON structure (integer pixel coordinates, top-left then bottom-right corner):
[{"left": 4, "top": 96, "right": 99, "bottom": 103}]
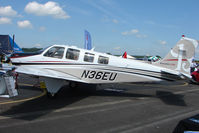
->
[{"left": 11, "top": 45, "right": 175, "bottom": 84}]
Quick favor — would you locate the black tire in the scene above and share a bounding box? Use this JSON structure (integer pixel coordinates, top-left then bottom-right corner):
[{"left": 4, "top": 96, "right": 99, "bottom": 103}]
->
[
  {"left": 69, "top": 82, "right": 78, "bottom": 88},
  {"left": 192, "top": 75, "right": 196, "bottom": 81}
]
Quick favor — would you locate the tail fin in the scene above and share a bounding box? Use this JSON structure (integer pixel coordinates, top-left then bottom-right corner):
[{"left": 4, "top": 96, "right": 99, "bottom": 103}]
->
[
  {"left": 122, "top": 51, "right": 127, "bottom": 58},
  {"left": 154, "top": 36, "right": 198, "bottom": 76},
  {"left": 9, "top": 35, "right": 23, "bottom": 53}
]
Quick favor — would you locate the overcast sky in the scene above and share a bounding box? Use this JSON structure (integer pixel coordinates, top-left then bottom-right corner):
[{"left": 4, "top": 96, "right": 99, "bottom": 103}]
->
[{"left": 0, "top": 0, "right": 199, "bottom": 59}]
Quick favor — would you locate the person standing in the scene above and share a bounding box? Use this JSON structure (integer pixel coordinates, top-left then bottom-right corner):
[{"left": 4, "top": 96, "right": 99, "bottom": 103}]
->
[{"left": 190, "top": 59, "right": 197, "bottom": 73}]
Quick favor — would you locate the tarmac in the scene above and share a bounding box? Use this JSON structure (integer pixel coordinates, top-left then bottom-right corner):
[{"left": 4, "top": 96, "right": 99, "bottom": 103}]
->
[{"left": 0, "top": 74, "right": 199, "bottom": 133}]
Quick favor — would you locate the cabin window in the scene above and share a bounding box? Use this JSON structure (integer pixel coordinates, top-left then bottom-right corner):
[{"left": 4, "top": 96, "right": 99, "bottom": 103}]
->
[
  {"left": 84, "top": 52, "right": 94, "bottom": 62},
  {"left": 43, "top": 46, "right": 65, "bottom": 59},
  {"left": 98, "top": 56, "right": 109, "bottom": 64},
  {"left": 66, "top": 48, "right": 80, "bottom": 60}
]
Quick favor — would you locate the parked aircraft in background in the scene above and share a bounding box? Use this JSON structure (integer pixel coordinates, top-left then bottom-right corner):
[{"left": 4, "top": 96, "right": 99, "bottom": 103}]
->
[
  {"left": 11, "top": 36, "right": 198, "bottom": 96},
  {"left": 148, "top": 56, "right": 161, "bottom": 62},
  {"left": 0, "top": 35, "right": 23, "bottom": 55},
  {"left": 121, "top": 51, "right": 136, "bottom": 60},
  {"left": 121, "top": 52, "right": 160, "bottom": 62}
]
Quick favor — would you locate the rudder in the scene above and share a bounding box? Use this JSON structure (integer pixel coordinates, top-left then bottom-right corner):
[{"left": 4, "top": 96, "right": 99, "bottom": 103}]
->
[{"left": 154, "top": 36, "right": 198, "bottom": 76}]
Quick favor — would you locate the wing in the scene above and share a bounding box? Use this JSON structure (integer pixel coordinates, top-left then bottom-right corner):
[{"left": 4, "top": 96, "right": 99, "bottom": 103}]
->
[{"left": 15, "top": 65, "right": 84, "bottom": 83}]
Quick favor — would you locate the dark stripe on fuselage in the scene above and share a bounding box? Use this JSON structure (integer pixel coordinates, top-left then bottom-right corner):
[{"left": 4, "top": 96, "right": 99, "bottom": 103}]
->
[{"left": 97, "top": 68, "right": 175, "bottom": 81}]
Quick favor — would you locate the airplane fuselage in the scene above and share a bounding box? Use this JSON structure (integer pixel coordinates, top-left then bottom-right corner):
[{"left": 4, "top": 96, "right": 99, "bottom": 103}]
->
[{"left": 11, "top": 45, "right": 178, "bottom": 84}]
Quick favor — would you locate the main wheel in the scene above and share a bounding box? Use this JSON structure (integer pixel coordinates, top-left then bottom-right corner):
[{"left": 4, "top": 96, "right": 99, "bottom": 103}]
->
[
  {"left": 192, "top": 76, "right": 196, "bottom": 82},
  {"left": 69, "top": 82, "right": 78, "bottom": 88}
]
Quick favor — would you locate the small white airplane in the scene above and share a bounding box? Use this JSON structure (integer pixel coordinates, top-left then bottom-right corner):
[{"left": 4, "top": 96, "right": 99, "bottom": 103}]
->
[
  {"left": 121, "top": 51, "right": 136, "bottom": 60},
  {"left": 11, "top": 36, "right": 198, "bottom": 96}
]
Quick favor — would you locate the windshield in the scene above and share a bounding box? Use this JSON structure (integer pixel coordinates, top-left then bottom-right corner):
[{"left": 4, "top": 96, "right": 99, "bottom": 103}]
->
[{"left": 39, "top": 46, "right": 51, "bottom": 54}]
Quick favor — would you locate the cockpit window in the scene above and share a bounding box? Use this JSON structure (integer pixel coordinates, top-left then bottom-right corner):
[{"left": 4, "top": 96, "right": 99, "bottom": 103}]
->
[
  {"left": 98, "top": 56, "right": 109, "bottom": 64},
  {"left": 43, "top": 46, "right": 65, "bottom": 59},
  {"left": 66, "top": 48, "right": 80, "bottom": 60},
  {"left": 84, "top": 52, "right": 94, "bottom": 62},
  {"left": 39, "top": 46, "right": 51, "bottom": 54}
]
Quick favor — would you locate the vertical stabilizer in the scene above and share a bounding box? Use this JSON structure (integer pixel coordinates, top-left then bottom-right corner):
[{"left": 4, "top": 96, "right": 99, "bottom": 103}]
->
[
  {"left": 9, "top": 35, "right": 23, "bottom": 53},
  {"left": 154, "top": 36, "right": 198, "bottom": 76},
  {"left": 122, "top": 51, "right": 127, "bottom": 58}
]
